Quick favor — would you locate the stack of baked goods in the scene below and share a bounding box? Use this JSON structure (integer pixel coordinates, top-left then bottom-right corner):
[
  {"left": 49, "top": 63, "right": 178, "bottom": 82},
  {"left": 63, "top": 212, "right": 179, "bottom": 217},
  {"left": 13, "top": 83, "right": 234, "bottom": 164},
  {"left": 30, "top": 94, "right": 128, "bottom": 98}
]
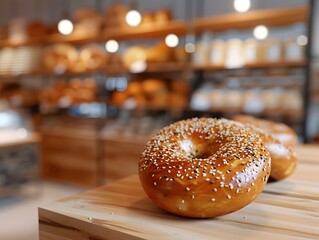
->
[
  {"left": 104, "top": 3, "right": 129, "bottom": 29},
  {"left": 110, "top": 78, "right": 189, "bottom": 110},
  {"left": 1, "top": 82, "right": 39, "bottom": 107},
  {"left": 0, "top": 46, "right": 42, "bottom": 75},
  {"left": 122, "top": 41, "right": 188, "bottom": 70},
  {"left": 27, "top": 21, "right": 49, "bottom": 38},
  {"left": 40, "top": 78, "right": 97, "bottom": 109},
  {"left": 141, "top": 8, "right": 173, "bottom": 26},
  {"left": 42, "top": 43, "right": 108, "bottom": 73},
  {"left": 6, "top": 18, "right": 49, "bottom": 43},
  {"left": 138, "top": 116, "right": 298, "bottom": 218},
  {"left": 72, "top": 7, "right": 103, "bottom": 36}
]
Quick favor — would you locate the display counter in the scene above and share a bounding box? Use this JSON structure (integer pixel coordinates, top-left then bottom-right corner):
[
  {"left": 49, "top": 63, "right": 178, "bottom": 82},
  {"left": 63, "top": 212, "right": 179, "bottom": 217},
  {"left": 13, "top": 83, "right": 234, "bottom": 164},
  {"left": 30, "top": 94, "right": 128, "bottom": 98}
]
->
[
  {"left": 40, "top": 116, "right": 103, "bottom": 187},
  {"left": 0, "top": 109, "right": 41, "bottom": 194},
  {"left": 0, "top": 132, "right": 40, "bottom": 148},
  {"left": 38, "top": 145, "right": 319, "bottom": 240}
]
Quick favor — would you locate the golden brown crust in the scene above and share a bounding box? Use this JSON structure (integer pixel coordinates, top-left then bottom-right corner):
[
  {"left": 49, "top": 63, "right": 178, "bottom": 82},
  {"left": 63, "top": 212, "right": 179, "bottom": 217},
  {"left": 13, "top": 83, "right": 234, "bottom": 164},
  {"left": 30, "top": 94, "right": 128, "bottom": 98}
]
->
[
  {"left": 233, "top": 115, "right": 297, "bottom": 180},
  {"left": 139, "top": 118, "right": 271, "bottom": 218},
  {"left": 233, "top": 115, "right": 298, "bottom": 147}
]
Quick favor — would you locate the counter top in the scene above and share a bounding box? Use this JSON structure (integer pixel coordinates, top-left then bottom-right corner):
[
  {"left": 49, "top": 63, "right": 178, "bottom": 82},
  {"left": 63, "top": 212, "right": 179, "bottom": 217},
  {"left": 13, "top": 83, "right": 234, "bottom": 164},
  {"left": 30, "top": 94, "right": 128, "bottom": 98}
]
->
[
  {"left": 39, "top": 145, "right": 319, "bottom": 240},
  {"left": 0, "top": 133, "right": 41, "bottom": 148}
]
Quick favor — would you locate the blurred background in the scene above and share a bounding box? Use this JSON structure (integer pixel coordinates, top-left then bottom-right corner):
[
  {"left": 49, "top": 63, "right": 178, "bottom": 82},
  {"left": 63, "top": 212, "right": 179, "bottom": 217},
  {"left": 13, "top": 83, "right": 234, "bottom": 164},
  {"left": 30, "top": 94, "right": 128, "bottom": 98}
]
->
[{"left": 0, "top": 0, "right": 318, "bottom": 239}]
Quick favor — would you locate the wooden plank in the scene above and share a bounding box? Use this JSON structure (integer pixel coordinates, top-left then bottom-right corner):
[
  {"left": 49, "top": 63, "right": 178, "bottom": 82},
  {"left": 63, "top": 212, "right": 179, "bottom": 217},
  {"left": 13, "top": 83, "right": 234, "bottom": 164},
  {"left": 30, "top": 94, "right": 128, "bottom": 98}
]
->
[
  {"left": 189, "top": 107, "right": 303, "bottom": 119},
  {"left": 0, "top": 37, "right": 45, "bottom": 48},
  {"left": 0, "top": 21, "right": 187, "bottom": 48},
  {"left": 192, "top": 61, "right": 306, "bottom": 71},
  {"left": 39, "top": 145, "right": 319, "bottom": 239},
  {"left": 103, "top": 21, "right": 187, "bottom": 41},
  {"left": 193, "top": 6, "right": 309, "bottom": 33}
]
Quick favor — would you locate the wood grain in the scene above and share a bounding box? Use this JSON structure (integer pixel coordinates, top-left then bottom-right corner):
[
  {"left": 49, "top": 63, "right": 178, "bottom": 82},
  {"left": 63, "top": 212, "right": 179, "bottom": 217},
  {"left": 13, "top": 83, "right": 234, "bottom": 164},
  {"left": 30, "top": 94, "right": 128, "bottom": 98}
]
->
[
  {"left": 102, "top": 139, "right": 145, "bottom": 183},
  {"left": 41, "top": 134, "right": 99, "bottom": 187},
  {"left": 39, "top": 145, "right": 319, "bottom": 240}
]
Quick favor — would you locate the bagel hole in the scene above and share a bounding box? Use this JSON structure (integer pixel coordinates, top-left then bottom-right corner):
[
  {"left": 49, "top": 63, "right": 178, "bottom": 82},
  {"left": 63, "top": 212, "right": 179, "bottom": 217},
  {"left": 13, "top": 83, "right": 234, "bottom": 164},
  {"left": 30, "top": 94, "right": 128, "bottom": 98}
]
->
[
  {"left": 192, "top": 148, "right": 214, "bottom": 160},
  {"left": 180, "top": 140, "right": 216, "bottom": 160}
]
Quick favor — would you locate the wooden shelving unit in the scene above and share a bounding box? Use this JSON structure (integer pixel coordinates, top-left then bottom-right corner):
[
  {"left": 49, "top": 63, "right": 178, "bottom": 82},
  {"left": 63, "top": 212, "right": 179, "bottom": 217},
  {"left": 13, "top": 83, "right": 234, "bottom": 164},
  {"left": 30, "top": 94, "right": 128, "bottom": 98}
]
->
[
  {"left": 193, "top": 6, "right": 309, "bottom": 33},
  {"left": 192, "top": 61, "right": 306, "bottom": 71},
  {"left": 0, "top": 62, "right": 189, "bottom": 79},
  {"left": 0, "top": 37, "right": 45, "bottom": 48},
  {"left": 0, "top": 21, "right": 187, "bottom": 48},
  {"left": 105, "top": 62, "right": 189, "bottom": 75},
  {"left": 0, "top": 6, "right": 309, "bottom": 49},
  {"left": 0, "top": 6, "right": 310, "bottom": 139},
  {"left": 102, "top": 21, "right": 187, "bottom": 41},
  {"left": 188, "top": 107, "right": 303, "bottom": 119}
]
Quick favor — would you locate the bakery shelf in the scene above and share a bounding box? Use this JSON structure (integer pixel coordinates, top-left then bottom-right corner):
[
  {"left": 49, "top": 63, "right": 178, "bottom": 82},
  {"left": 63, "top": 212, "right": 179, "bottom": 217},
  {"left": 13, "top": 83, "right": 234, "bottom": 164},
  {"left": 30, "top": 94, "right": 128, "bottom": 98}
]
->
[
  {"left": 105, "top": 62, "right": 189, "bottom": 75},
  {"left": 137, "top": 61, "right": 189, "bottom": 73},
  {"left": 0, "top": 21, "right": 187, "bottom": 48},
  {"left": 0, "top": 70, "right": 44, "bottom": 79},
  {"left": 0, "top": 69, "right": 101, "bottom": 79},
  {"left": 44, "top": 68, "right": 105, "bottom": 77},
  {"left": 188, "top": 107, "right": 303, "bottom": 119},
  {"left": 193, "top": 6, "right": 309, "bottom": 33},
  {"left": 45, "top": 33, "right": 101, "bottom": 46},
  {"left": 102, "top": 21, "right": 187, "bottom": 41},
  {"left": 46, "top": 21, "right": 187, "bottom": 45},
  {"left": 0, "top": 37, "right": 45, "bottom": 48},
  {"left": 0, "top": 62, "right": 188, "bottom": 79},
  {"left": 192, "top": 61, "right": 306, "bottom": 71}
]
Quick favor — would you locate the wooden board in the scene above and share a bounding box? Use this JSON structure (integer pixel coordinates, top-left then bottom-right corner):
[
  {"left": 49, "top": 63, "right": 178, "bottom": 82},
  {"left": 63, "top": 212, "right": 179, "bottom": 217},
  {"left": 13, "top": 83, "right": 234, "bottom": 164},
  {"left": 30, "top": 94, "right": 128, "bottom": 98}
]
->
[
  {"left": 193, "top": 6, "right": 309, "bottom": 33},
  {"left": 192, "top": 61, "right": 306, "bottom": 71},
  {"left": 39, "top": 145, "right": 319, "bottom": 240}
]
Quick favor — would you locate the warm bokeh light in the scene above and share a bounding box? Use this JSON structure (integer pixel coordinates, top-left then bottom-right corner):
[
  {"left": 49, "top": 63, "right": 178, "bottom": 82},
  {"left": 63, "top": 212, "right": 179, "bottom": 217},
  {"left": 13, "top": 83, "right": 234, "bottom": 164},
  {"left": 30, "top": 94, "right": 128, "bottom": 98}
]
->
[
  {"left": 253, "top": 25, "right": 268, "bottom": 40},
  {"left": 165, "top": 34, "right": 179, "bottom": 48},
  {"left": 297, "top": 35, "right": 308, "bottom": 46},
  {"left": 57, "top": 19, "right": 73, "bottom": 35},
  {"left": 129, "top": 60, "right": 147, "bottom": 73},
  {"left": 233, "top": 0, "right": 251, "bottom": 13},
  {"left": 185, "top": 42, "right": 195, "bottom": 53},
  {"left": 125, "top": 10, "right": 142, "bottom": 27},
  {"left": 105, "top": 40, "right": 119, "bottom": 53}
]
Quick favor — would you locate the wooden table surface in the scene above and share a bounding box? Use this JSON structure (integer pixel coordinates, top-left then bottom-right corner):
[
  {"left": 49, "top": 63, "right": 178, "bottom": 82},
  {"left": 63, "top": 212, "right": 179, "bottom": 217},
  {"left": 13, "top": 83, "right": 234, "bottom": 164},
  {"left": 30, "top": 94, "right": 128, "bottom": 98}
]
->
[{"left": 39, "top": 145, "right": 319, "bottom": 240}]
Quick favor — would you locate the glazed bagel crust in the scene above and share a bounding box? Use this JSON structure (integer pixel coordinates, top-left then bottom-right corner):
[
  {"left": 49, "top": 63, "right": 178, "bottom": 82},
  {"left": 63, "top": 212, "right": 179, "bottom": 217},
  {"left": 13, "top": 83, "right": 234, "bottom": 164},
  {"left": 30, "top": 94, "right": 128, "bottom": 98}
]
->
[
  {"left": 139, "top": 118, "right": 271, "bottom": 218},
  {"left": 233, "top": 115, "right": 298, "bottom": 147},
  {"left": 233, "top": 115, "right": 297, "bottom": 180}
]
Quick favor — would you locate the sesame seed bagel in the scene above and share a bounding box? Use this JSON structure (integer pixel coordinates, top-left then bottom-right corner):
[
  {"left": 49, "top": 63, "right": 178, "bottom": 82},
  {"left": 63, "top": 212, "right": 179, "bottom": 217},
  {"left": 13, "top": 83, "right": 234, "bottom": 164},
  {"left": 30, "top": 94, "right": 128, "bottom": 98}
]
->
[
  {"left": 138, "top": 118, "right": 271, "bottom": 218},
  {"left": 233, "top": 115, "right": 297, "bottom": 181},
  {"left": 233, "top": 115, "right": 298, "bottom": 147}
]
